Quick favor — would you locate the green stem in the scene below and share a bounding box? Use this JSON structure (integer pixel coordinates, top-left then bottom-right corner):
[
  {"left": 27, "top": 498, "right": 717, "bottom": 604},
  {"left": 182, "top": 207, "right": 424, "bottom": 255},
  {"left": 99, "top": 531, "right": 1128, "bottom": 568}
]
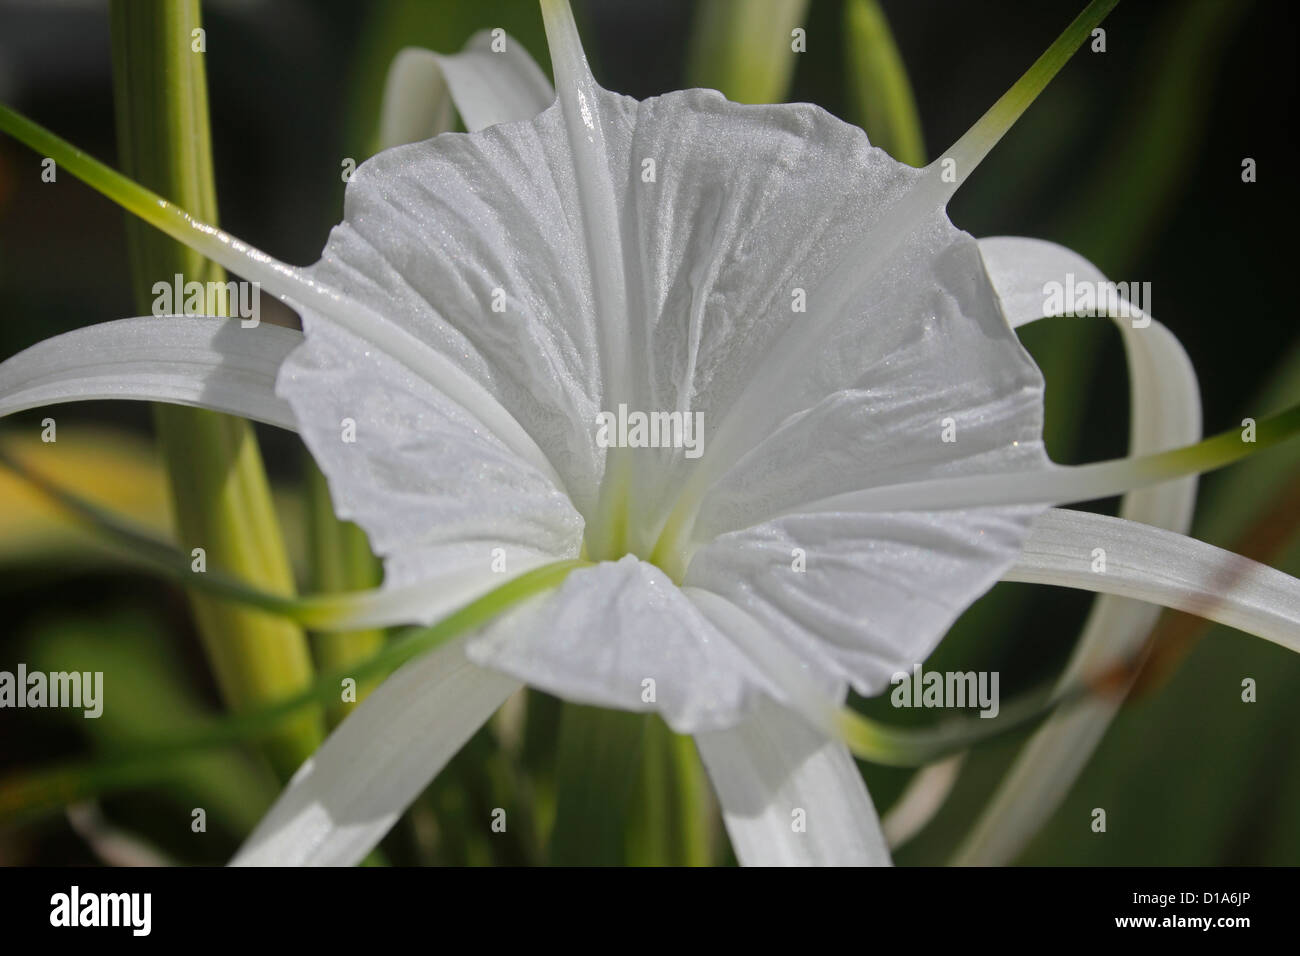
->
[
  {"left": 940, "top": 0, "right": 1119, "bottom": 184},
  {"left": 109, "top": 0, "right": 321, "bottom": 778},
  {"left": 549, "top": 704, "right": 647, "bottom": 865},
  {"left": 626, "top": 716, "right": 715, "bottom": 865},
  {"left": 304, "top": 456, "right": 386, "bottom": 725}
]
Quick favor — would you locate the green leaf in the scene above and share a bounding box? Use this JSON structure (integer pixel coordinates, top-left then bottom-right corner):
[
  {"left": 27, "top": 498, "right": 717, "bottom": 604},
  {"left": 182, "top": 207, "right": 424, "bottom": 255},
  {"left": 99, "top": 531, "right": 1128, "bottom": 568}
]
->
[
  {"left": 108, "top": 0, "right": 322, "bottom": 779},
  {"left": 842, "top": 0, "right": 925, "bottom": 166},
  {"left": 685, "top": 0, "right": 811, "bottom": 104}
]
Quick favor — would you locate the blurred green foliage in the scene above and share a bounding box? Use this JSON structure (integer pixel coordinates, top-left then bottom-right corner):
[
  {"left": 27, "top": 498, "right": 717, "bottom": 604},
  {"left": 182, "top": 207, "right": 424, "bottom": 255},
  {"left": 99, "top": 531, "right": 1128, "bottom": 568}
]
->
[{"left": 0, "top": 0, "right": 1296, "bottom": 865}]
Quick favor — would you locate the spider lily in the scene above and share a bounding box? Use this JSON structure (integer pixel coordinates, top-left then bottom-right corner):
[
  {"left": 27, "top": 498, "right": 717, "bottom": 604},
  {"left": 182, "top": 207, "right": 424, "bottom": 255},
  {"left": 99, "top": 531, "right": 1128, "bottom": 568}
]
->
[{"left": 1, "top": 0, "right": 1298, "bottom": 867}]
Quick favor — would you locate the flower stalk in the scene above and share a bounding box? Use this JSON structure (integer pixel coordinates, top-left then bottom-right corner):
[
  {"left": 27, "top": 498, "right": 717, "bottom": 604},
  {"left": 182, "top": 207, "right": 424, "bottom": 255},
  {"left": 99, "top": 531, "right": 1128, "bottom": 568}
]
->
[
  {"left": 108, "top": 0, "right": 322, "bottom": 779},
  {"left": 304, "top": 458, "right": 386, "bottom": 725}
]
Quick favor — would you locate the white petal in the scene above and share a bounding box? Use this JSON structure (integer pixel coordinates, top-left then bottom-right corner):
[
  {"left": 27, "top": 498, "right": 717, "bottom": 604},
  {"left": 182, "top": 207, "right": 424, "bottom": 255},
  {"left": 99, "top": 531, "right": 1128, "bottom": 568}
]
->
[
  {"left": 649, "top": 232, "right": 1052, "bottom": 709},
  {"left": 467, "top": 558, "right": 852, "bottom": 737},
  {"left": 683, "top": 586, "right": 846, "bottom": 733},
  {"left": 695, "top": 698, "right": 891, "bottom": 866},
  {"left": 662, "top": 228, "right": 1050, "bottom": 701},
  {"left": 231, "top": 634, "right": 521, "bottom": 866},
  {"left": 297, "top": 31, "right": 1051, "bottom": 551},
  {"left": 299, "top": 104, "right": 616, "bottom": 520},
  {"left": 277, "top": 319, "right": 584, "bottom": 592},
  {"left": 678, "top": 205, "right": 1047, "bottom": 548},
  {"left": 0, "top": 316, "right": 298, "bottom": 430},
  {"left": 465, "top": 555, "right": 780, "bottom": 733},
  {"left": 539, "top": 0, "right": 633, "bottom": 407},
  {"left": 378, "top": 31, "right": 553, "bottom": 148},
  {"left": 608, "top": 96, "right": 1033, "bottom": 552},
  {"left": 1004, "top": 508, "right": 1300, "bottom": 650},
  {"left": 958, "top": 236, "right": 1201, "bottom": 865},
  {"left": 685, "top": 508, "right": 1039, "bottom": 699}
]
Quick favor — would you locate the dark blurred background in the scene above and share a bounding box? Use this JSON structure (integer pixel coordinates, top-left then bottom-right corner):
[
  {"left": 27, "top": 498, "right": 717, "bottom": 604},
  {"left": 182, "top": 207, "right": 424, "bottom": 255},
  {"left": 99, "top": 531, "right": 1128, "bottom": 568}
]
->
[{"left": 0, "top": 0, "right": 1296, "bottom": 865}]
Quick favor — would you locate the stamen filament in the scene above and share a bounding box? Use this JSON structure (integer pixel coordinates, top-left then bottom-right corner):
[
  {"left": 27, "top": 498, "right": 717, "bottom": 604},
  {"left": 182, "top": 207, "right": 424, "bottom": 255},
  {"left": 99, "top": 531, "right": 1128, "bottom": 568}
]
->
[
  {"left": 930, "top": 0, "right": 1120, "bottom": 196},
  {"left": 704, "top": 404, "right": 1300, "bottom": 545}
]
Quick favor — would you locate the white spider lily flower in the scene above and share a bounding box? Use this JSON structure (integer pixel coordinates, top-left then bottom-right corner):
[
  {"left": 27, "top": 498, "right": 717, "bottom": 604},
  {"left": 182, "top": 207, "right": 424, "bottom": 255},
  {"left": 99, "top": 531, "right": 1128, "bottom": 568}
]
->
[{"left": 1, "top": 0, "right": 1298, "bottom": 867}]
